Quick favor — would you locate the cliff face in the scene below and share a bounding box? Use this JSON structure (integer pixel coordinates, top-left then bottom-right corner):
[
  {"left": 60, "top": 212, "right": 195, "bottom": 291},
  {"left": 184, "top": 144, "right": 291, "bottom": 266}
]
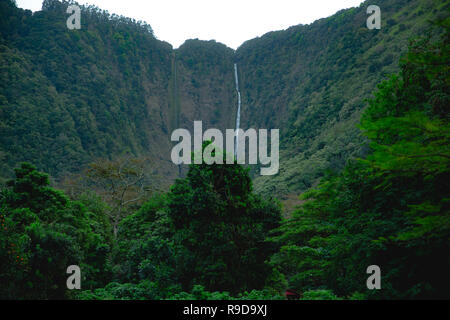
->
[
  {"left": 0, "top": 0, "right": 448, "bottom": 195},
  {"left": 236, "top": 0, "right": 448, "bottom": 195},
  {"left": 0, "top": 0, "right": 237, "bottom": 183}
]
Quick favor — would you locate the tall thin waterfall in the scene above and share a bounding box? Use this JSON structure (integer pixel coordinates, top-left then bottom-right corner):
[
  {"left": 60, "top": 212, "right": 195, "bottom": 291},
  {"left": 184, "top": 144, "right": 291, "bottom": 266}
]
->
[{"left": 234, "top": 63, "right": 241, "bottom": 157}]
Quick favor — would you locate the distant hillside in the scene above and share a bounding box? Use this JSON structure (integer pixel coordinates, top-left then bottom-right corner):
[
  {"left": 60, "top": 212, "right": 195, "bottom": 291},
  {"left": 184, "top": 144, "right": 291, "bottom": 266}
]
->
[
  {"left": 237, "top": 0, "right": 449, "bottom": 196},
  {"left": 0, "top": 0, "right": 448, "bottom": 196}
]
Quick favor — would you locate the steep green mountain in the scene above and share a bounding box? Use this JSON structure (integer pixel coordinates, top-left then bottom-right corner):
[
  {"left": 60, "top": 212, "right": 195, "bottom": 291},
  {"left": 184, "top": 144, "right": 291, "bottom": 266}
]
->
[
  {"left": 0, "top": 0, "right": 448, "bottom": 196},
  {"left": 270, "top": 24, "right": 449, "bottom": 299},
  {"left": 238, "top": 0, "right": 449, "bottom": 196},
  {"left": 1, "top": 0, "right": 448, "bottom": 301}
]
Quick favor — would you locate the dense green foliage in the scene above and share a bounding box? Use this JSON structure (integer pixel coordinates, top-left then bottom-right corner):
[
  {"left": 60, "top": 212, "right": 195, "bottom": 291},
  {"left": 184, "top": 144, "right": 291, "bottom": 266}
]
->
[
  {"left": 245, "top": 0, "right": 449, "bottom": 196},
  {"left": 0, "top": 0, "right": 173, "bottom": 179},
  {"left": 1, "top": 0, "right": 448, "bottom": 195},
  {"left": 0, "top": 163, "right": 111, "bottom": 299},
  {"left": 0, "top": 0, "right": 235, "bottom": 182},
  {"left": 1, "top": 146, "right": 282, "bottom": 299},
  {"left": 167, "top": 144, "right": 281, "bottom": 293}
]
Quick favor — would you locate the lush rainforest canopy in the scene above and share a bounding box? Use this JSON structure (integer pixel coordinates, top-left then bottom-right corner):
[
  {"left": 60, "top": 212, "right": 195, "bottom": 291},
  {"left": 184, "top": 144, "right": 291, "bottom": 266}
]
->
[{"left": 0, "top": 0, "right": 448, "bottom": 300}]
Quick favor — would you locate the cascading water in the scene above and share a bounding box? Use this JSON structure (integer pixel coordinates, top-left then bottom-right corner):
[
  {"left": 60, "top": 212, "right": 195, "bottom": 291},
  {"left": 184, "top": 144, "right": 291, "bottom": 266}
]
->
[{"left": 234, "top": 63, "right": 241, "bottom": 158}]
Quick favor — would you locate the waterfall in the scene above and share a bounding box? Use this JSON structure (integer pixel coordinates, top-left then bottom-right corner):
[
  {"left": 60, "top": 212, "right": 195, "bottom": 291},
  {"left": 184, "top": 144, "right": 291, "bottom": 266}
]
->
[
  {"left": 172, "top": 53, "right": 182, "bottom": 176},
  {"left": 234, "top": 63, "right": 241, "bottom": 158}
]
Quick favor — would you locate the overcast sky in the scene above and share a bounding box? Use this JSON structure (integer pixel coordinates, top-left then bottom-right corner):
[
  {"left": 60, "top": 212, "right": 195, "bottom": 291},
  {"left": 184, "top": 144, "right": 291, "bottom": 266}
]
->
[{"left": 16, "top": 0, "right": 365, "bottom": 49}]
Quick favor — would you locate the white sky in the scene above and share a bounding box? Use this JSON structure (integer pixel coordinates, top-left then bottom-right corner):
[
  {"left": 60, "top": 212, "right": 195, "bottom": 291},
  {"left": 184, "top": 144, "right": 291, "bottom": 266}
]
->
[{"left": 16, "top": 0, "right": 365, "bottom": 49}]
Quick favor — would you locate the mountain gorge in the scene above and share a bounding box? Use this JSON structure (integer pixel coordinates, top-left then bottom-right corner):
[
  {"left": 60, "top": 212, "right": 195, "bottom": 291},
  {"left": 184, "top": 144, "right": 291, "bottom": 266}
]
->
[
  {"left": 1, "top": 0, "right": 448, "bottom": 197},
  {"left": 1, "top": 0, "right": 449, "bottom": 301}
]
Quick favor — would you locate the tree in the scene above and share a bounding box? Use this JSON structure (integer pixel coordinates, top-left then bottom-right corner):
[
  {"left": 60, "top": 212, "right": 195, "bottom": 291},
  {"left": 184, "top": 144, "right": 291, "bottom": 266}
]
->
[
  {"left": 270, "top": 21, "right": 450, "bottom": 299},
  {"left": 167, "top": 142, "right": 281, "bottom": 293}
]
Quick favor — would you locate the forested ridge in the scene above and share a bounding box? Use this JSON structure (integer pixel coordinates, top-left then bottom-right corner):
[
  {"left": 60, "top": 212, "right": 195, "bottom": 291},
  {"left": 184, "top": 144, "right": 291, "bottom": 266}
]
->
[{"left": 0, "top": 0, "right": 449, "bottom": 300}]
